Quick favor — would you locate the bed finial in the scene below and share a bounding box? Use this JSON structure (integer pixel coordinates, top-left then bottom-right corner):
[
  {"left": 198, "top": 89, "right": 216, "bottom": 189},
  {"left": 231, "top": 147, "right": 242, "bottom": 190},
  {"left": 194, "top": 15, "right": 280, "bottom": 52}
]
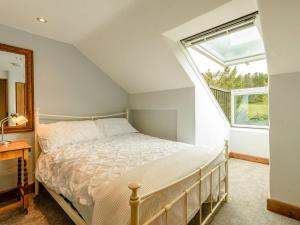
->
[
  {"left": 128, "top": 182, "right": 141, "bottom": 225},
  {"left": 126, "top": 108, "right": 130, "bottom": 121},
  {"left": 34, "top": 108, "right": 40, "bottom": 196},
  {"left": 224, "top": 139, "right": 229, "bottom": 202},
  {"left": 224, "top": 139, "right": 229, "bottom": 158}
]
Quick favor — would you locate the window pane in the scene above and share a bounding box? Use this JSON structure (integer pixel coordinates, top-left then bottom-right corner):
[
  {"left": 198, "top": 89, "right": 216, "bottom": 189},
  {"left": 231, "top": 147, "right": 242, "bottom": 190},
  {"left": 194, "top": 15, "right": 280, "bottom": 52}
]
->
[
  {"left": 234, "top": 94, "right": 269, "bottom": 126},
  {"left": 196, "top": 26, "right": 265, "bottom": 64}
]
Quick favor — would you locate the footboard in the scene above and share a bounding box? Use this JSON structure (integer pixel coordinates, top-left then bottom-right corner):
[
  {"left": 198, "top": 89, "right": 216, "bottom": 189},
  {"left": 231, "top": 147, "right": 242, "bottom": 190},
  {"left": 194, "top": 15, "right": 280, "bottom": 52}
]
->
[{"left": 128, "top": 156, "right": 229, "bottom": 225}]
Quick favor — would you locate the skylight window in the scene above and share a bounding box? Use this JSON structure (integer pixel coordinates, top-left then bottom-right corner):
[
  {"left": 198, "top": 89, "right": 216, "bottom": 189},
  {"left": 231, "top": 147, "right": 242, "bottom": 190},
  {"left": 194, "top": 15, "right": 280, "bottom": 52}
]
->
[
  {"left": 195, "top": 25, "right": 265, "bottom": 65},
  {"left": 182, "top": 12, "right": 265, "bottom": 66}
]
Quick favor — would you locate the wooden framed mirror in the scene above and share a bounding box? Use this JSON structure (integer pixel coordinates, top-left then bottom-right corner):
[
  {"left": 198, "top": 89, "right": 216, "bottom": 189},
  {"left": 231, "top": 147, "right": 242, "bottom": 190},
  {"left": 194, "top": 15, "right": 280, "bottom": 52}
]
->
[{"left": 0, "top": 43, "right": 34, "bottom": 133}]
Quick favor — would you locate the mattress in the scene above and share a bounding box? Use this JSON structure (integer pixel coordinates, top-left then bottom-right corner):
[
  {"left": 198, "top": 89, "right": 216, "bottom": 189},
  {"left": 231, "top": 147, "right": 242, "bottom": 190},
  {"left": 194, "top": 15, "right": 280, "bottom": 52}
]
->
[{"left": 36, "top": 133, "right": 225, "bottom": 225}]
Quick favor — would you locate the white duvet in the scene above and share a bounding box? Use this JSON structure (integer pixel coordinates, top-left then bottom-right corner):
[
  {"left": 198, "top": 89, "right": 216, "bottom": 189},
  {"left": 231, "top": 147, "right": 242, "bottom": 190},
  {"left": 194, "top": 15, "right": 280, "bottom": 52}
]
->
[{"left": 36, "top": 133, "right": 225, "bottom": 225}]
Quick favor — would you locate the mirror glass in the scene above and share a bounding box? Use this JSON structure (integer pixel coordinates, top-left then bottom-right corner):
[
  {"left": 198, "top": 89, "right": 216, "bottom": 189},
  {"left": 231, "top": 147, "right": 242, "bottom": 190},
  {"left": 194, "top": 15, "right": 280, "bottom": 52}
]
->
[{"left": 0, "top": 50, "right": 26, "bottom": 127}]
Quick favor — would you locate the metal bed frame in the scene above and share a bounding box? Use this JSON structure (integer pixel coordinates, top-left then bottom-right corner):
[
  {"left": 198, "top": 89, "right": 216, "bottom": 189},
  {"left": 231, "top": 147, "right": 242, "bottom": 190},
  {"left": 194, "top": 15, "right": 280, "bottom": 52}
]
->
[{"left": 34, "top": 108, "right": 229, "bottom": 225}]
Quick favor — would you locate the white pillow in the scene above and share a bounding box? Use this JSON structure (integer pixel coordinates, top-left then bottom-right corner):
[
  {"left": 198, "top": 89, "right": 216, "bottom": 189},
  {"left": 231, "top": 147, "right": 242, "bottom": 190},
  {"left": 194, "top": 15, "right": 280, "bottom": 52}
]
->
[
  {"left": 94, "top": 118, "right": 137, "bottom": 137},
  {"left": 38, "top": 120, "right": 103, "bottom": 153}
]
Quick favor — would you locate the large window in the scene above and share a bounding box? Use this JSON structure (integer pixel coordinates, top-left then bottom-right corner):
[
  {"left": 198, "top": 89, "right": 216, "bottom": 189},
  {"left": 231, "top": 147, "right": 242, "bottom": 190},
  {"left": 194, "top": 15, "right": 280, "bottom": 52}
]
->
[
  {"left": 181, "top": 12, "right": 269, "bottom": 129},
  {"left": 232, "top": 87, "right": 269, "bottom": 128}
]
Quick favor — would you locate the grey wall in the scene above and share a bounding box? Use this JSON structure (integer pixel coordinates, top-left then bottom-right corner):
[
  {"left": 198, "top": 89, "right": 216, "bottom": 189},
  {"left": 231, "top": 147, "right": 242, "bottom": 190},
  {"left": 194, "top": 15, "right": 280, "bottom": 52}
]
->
[
  {"left": 131, "top": 110, "right": 177, "bottom": 141},
  {"left": 269, "top": 72, "right": 300, "bottom": 206},
  {"left": 129, "top": 87, "right": 195, "bottom": 144},
  {"left": 0, "top": 25, "right": 128, "bottom": 191}
]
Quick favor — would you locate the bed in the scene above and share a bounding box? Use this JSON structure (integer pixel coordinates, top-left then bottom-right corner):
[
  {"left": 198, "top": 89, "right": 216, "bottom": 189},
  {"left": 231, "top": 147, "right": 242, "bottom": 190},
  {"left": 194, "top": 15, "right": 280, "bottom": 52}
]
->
[{"left": 34, "top": 109, "right": 229, "bottom": 225}]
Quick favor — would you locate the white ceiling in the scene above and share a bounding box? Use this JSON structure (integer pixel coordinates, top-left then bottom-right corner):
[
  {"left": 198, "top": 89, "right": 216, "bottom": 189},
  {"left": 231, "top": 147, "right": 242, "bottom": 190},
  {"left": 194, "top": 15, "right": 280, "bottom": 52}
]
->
[
  {"left": 0, "top": 0, "right": 256, "bottom": 93},
  {"left": 0, "top": 0, "right": 136, "bottom": 44}
]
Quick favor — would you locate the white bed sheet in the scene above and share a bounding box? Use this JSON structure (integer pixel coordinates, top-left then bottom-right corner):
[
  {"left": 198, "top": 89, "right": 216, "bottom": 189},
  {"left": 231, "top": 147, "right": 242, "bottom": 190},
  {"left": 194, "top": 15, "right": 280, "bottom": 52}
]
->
[{"left": 36, "top": 133, "right": 225, "bottom": 225}]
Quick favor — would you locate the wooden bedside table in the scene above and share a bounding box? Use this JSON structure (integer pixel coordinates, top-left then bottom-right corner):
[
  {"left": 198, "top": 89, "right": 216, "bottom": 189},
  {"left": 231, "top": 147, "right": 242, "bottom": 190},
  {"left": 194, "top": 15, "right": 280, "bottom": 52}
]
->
[{"left": 0, "top": 141, "right": 31, "bottom": 215}]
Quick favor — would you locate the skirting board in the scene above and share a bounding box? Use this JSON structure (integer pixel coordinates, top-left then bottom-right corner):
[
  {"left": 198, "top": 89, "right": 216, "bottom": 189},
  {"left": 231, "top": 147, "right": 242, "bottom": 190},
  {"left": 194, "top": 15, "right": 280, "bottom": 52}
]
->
[
  {"left": 0, "top": 183, "right": 34, "bottom": 203},
  {"left": 229, "top": 152, "right": 269, "bottom": 165},
  {"left": 267, "top": 198, "right": 300, "bottom": 221}
]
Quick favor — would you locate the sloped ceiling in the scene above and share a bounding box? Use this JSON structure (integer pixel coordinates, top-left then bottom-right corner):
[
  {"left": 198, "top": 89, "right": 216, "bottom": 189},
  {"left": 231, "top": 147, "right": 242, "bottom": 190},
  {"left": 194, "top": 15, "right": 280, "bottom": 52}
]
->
[
  {"left": 0, "top": 0, "right": 232, "bottom": 93},
  {"left": 75, "top": 0, "right": 232, "bottom": 93}
]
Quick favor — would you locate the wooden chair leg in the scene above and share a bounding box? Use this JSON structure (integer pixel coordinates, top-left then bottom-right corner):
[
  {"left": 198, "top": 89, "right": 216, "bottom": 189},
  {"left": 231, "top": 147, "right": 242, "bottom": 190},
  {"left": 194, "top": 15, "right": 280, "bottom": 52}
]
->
[
  {"left": 23, "top": 150, "right": 29, "bottom": 214},
  {"left": 17, "top": 157, "right": 22, "bottom": 200}
]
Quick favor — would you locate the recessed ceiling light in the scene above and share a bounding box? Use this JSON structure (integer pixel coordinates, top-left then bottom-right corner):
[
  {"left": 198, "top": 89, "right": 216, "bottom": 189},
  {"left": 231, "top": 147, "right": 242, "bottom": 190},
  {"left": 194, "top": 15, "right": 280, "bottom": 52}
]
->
[{"left": 36, "top": 17, "right": 47, "bottom": 23}]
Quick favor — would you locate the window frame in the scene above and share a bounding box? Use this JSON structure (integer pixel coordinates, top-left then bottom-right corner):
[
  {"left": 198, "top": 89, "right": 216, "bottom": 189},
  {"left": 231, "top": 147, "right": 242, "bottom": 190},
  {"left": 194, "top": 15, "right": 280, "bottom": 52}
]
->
[
  {"left": 231, "top": 87, "right": 269, "bottom": 129},
  {"left": 181, "top": 12, "right": 261, "bottom": 66}
]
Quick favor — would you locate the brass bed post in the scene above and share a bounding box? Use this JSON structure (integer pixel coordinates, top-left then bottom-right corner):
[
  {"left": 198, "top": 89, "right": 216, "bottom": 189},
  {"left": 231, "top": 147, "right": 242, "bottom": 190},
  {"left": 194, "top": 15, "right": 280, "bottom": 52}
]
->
[
  {"left": 198, "top": 169, "right": 202, "bottom": 224},
  {"left": 224, "top": 139, "right": 229, "bottom": 157},
  {"left": 224, "top": 139, "right": 229, "bottom": 202},
  {"left": 129, "top": 182, "right": 141, "bottom": 225},
  {"left": 34, "top": 108, "right": 40, "bottom": 196},
  {"left": 126, "top": 108, "right": 130, "bottom": 120},
  {"left": 225, "top": 160, "right": 229, "bottom": 202}
]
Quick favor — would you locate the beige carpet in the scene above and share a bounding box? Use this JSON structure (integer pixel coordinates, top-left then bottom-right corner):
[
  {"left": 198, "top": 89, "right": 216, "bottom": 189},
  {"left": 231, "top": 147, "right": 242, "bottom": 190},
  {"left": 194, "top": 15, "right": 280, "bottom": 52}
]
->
[
  {"left": 0, "top": 159, "right": 299, "bottom": 225},
  {"left": 210, "top": 159, "right": 299, "bottom": 225}
]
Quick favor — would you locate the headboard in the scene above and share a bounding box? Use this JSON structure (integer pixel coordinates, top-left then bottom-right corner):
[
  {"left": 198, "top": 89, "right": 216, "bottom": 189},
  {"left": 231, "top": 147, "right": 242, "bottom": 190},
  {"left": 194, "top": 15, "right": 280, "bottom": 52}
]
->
[{"left": 34, "top": 108, "right": 129, "bottom": 195}]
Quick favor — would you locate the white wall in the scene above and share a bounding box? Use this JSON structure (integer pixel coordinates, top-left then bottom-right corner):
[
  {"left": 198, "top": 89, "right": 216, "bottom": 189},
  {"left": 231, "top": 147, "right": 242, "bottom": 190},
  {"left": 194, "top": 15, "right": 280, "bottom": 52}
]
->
[
  {"left": 257, "top": 0, "right": 300, "bottom": 206},
  {"left": 268, "top": 73, "right": 300, "bottom": 206},
  {"left": 0, "top": 25, "right": 128, "bottom": 192},
  {"left": 193, "top": 80, "right": 230, "bottom": 149},
  {"left": 129, "top": 87, "right": 195, "bottom": 144},
  {"left": 230, "top": 128, "right": 269, "bottom": 158}
]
